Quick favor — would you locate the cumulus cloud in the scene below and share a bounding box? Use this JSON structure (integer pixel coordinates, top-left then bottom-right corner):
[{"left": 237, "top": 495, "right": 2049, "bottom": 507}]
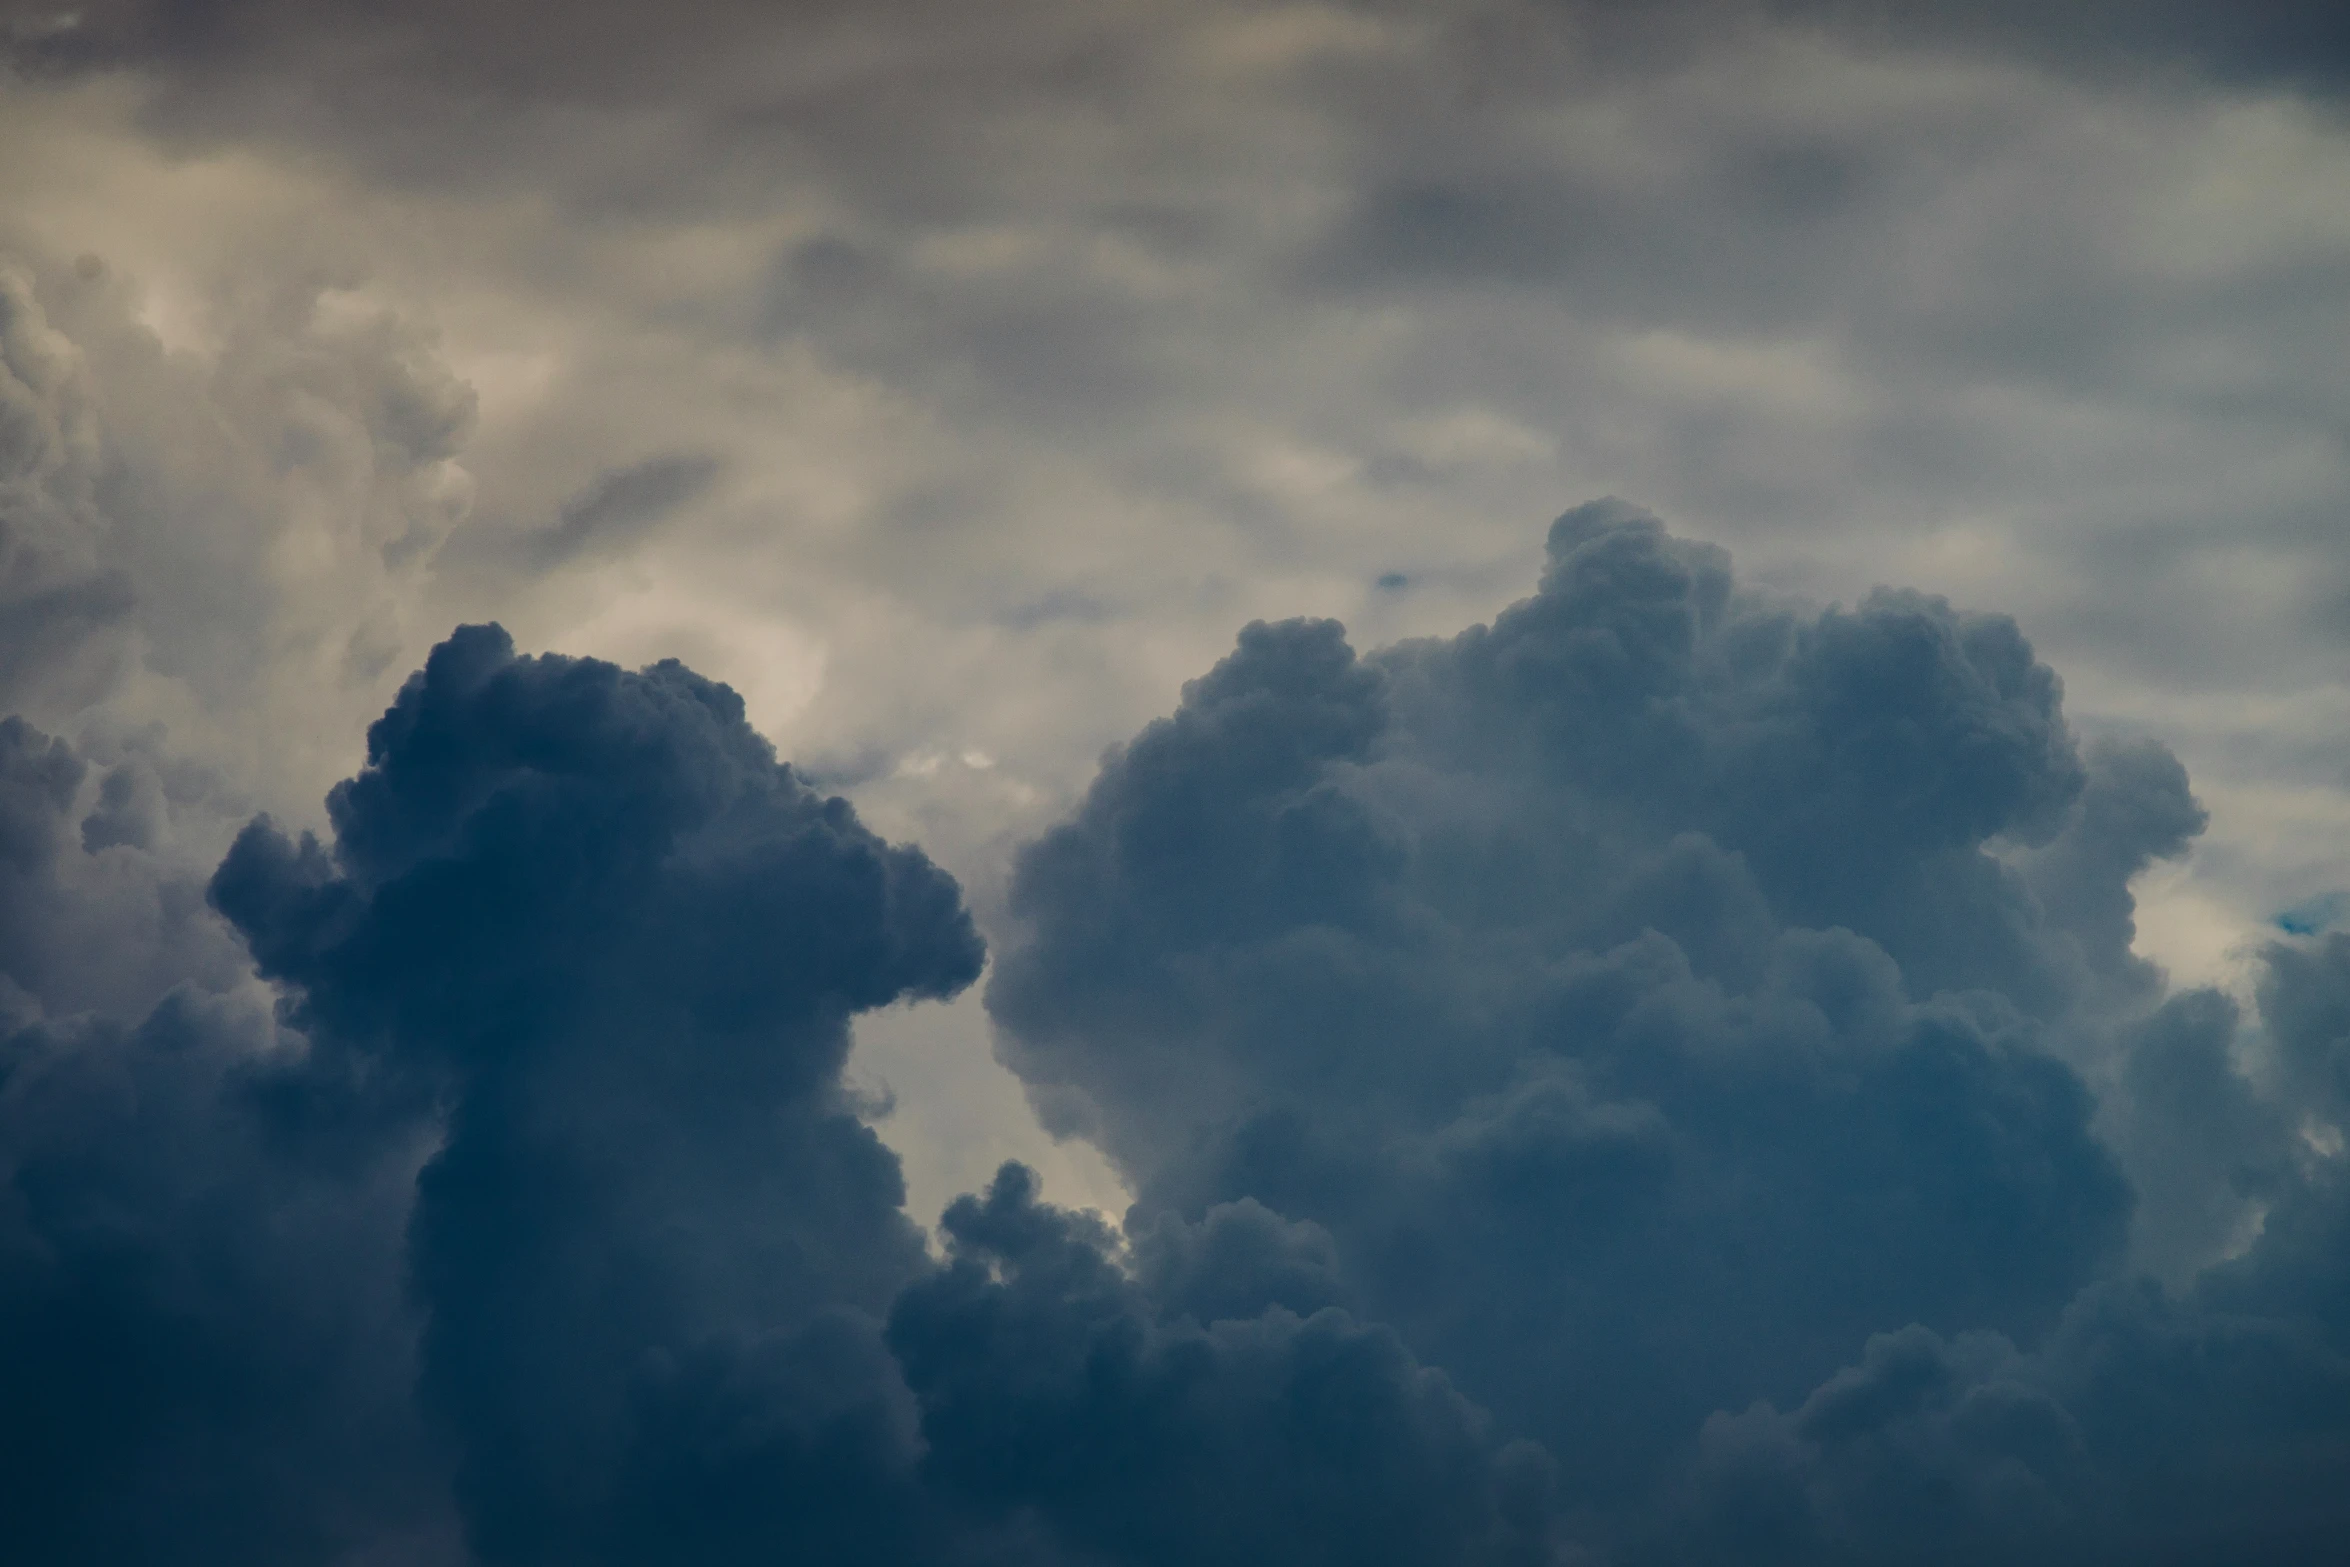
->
[
  {"left": 209, "top": 624, "right": 984, "bottom": 1562},
  {"left": 6, "top": 621, "right": 986, "bottom": 1563},
  {"left": 990, "top": 501, "right": 2350, "bottom": 1550},
  {"left": 1, "top": 506, "right": 2349, "bottom": 1561},
  {"left": 1665, "top": 925, "right": 2350, "bottom": 1563},
  {"left": 5, "top": 1, "right": 2350, "bottom": 1552},
  {"left": 892, "top": 1163, "right": 1559, "bottom": 1567},
  {"left": 5, "top": 619, "right": 1561, "bottom": 1564},
  {"left": 1667, "top": 1280, "right": 2350, "bottom": 1567}
]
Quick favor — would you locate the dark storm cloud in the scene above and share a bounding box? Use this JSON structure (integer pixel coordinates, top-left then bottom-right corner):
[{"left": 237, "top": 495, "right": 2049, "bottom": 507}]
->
[
  {"left": 210, "top": 623, "right": 985, "bottom": 1562},
  {"left": 7, "top": 619, "right": 1560, "bottom": 1564},
  {"left": 1664, "top": 934, "right": 2350, "bottom": 1566},
  {"left": 3, "top": 509, "right": 2350, "bottom": 1561},
  {"left": 890, "top": 1163, "right": 1559, "bottom": 1567},
  {"left": 1663, "top": 1280, "right": 2350, "bottom": 1567},
  {"left": 2, "top": 0, "right": 2346, "bottom": 1551},
  {"left": 990, "top": 502, "right": 2135, "bottom": 1480},
  {"left": 0, "top": 714, "right": 445, "bottom": 1563},
  {"left": 2254, "top": 929, "right": 2350, "bottom": 1118},
  {"left": 8, "top": 623, "right": 986, "bottom": 1564},
  {"left": 989, "top": 502, "right": 2350, "bottom": 1551}
]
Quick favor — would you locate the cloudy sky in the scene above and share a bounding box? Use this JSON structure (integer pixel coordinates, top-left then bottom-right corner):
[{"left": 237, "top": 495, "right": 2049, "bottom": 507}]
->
[{"left": 3, "top": 3, "right": 2349, "bottom": 1563}]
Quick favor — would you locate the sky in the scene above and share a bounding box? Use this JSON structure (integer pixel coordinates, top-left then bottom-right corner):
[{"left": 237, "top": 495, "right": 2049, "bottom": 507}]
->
[{"left": 1, "top": 3, "right": 2348, "bottom": 1563}]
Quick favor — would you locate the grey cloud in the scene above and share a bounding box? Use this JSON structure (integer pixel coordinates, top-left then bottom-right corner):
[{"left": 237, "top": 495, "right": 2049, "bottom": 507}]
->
[
  {"left": 985, "top": 502, "right": 2350, "bottom": 1557},
  {"left": 19, "top": 1, "right": 2350, "bottom": 110},
  {"left": 2, "top": 512, "right": 2349, "bottom": 1562},
  {"left": 526, "top": 453, "right": 720, "bottom": 569},
  {"left": 438, "top": 452, "right": 724, "bottom": 583},
  {"left": 1310, "top": 130, "right": 1908, "bottom": 324},
  {"left": 1665, "top": 1282, "right": 2350, "bottom": 1567},
  {"left": 1758, "top": 0, "right": 2350, "bottom": 93},
  {"left": 2255, "top": 931, "right": 2350, "bottom": 1117},
  {"left": 2020, "top": 737, "right": 2208, "bottom": 1006},
  {"left": 0, "top": 570, "right": 137, "bottom": 707},
  {"left": 0, "top": 238, "right": 481, "bottom": 825},
  {"left": 2, "top": 1, "right": 2348, "bottom": 1556},
  {"left": 79, "top": 754, "right": 165, "bottom": 852},
  {"left": 15, "top": 0, "right": 2336, "bottom": 942},
  {"left": 207, "top": 624, "right": 1560, "bottom": 1567},
  {"left": 2101, "top": 988, "right": 2291, "bottom": 1286},
  {"left": 0, "top": 714, "right": 446, "bottom": 1564},
  {"left": 892, "top": 1163, "right": 1563, "bottom": 1567},
  {"left": 0, "top": 715, "right": 250, "bottom": 1020},
  {"left": 0, "top": 256, "right": 133, "bottom": 717},
  {"left": 988, "top": 504, "right": 2166, "bottom": 1499}
]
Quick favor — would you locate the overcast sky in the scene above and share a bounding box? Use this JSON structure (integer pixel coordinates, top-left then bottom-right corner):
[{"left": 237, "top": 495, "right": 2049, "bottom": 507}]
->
[
  {"left": 3, "top": 7, "right": 2349, "bottom": 1562},
  {"left": 7, "top": 0, "right": 2345, "bottom": 1217}
]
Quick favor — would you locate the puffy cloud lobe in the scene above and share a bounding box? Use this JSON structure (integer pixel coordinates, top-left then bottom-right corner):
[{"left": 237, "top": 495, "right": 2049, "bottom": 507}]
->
[
  {"left": 991, "top": 502, "right": 2350, "bottom": 1557},
  {"left": 2096, "top": 988, "right": 2292, "bottom": 1287},
  {"left": 2200, "top": 935, "right": 2350, "bottom": 1348},
  {"left": 1130, "top": 1194, "right": 1354, "bottom": 1327},
  {"left": 0, "top": 715, "right": 445, "bottom": 1564},
  {"left": 990, "top": 502, "right": 2176, "bottom": 1492},
  {"left": 890, "top": 1163, "right": 1560, "bottom": 1567},
  {"left": 2020, "top": 738, "right": 2208, "bottom": 1009},
  {"left": 2256, "top": 930, "right": 2350, "bottom": 1121},
  {"left": 212, "top": 624, "right": 984, "bottom": 1563},
  {"left": 1670, "top": 1275, "right": 2350, "bottom": 1567},
  {"left": 0, "top": 714, "right": 251, "bottom": 1023}
]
